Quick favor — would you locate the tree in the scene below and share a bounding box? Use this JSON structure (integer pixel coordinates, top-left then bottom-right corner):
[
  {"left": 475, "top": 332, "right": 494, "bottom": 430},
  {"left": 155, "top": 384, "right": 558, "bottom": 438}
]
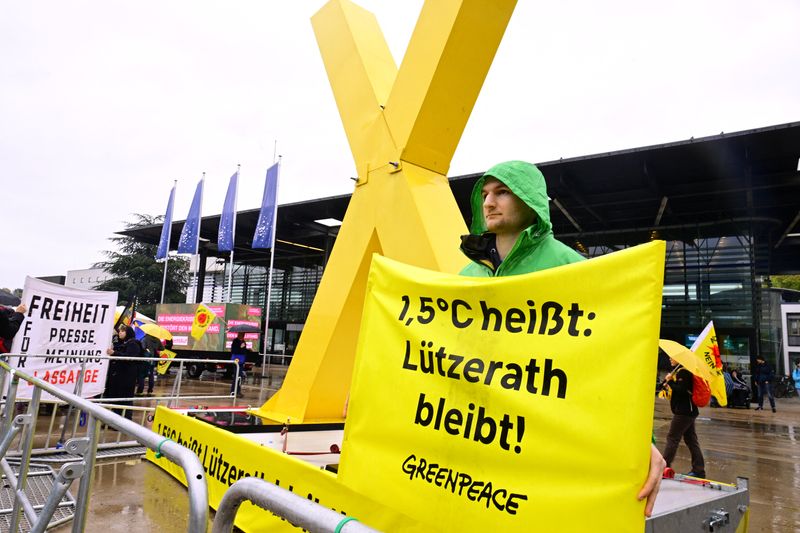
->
[
  {"left": 772, "top": 275, "right": 800, "bottom": 292},
  {"left": 94, "top": 214, "right": 189, "bottom": 318}
]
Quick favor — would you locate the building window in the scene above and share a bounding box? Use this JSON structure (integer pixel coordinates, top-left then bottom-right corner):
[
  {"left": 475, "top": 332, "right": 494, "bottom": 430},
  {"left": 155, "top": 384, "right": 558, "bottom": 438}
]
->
[{"left": 788, "top": 314, "right": 800, "bottom": 346}]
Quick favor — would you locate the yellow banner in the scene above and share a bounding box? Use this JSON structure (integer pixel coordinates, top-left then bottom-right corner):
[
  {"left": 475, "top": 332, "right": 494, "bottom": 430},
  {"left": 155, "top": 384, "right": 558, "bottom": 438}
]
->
[
  {"left": 156, "top": 349, "right": 177, "bottom": 375},
  {"left": 339, "top": 242, "right": 665, "bottom": 532},
  {"left": 691, "top": 321, "right": 727, "bottom": 406},
  {"left": 190, "top": 303, "right": 215, "bottom": 340},
  {"left": 149, "top": 406, "right": 426, "bottom": 532}
]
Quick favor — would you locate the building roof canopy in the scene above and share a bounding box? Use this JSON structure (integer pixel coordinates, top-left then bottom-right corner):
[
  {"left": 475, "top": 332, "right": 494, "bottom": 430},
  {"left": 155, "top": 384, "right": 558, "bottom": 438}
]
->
[{"left": 122, "top": 122, "right": 800, "bottom": 274}]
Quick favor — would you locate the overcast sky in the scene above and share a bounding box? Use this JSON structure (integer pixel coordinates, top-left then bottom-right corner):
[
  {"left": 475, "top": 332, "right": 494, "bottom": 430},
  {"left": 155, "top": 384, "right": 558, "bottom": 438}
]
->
[{"left": 2, "top": 0, "right": 798, "bottom": 289}]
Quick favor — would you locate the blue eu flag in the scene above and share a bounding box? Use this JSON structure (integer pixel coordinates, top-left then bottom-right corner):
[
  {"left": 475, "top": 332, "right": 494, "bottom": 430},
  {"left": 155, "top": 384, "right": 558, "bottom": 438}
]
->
[
  {"left": 155, "top": 183, "right": 175, "bottom": 260},
  {"left": 178, "top": 178, "right": 204, "bottom": 254},
  {"left": 218, "top": 171, "right": 238, "bottom": 252},
  {"left": 252, "top": 163, "right": 279, "bottom": 249}
]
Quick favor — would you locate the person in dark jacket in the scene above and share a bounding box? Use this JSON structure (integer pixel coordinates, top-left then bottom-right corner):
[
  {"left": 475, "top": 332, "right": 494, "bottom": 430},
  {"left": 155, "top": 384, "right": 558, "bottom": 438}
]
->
[
  {"left": 661, "top": 359, "right": 705, "bottom": 478},
  {"left": 105, "top": 325, "right": 141, "bottom": 419},
  {"left": 0, "top": 304, "right": 27, "bottom": 353},
  {"left": 137, "top": 334, "right": 160, "bottom": 395},
  {"left": 459, "top": 161, "right": 665, "bottom": 516},
  {"left": 230, "top": 332, "right": 252, "bottom": 396},
  {"left": 752, "top": 356, "right": 776, "bottom": 412}
]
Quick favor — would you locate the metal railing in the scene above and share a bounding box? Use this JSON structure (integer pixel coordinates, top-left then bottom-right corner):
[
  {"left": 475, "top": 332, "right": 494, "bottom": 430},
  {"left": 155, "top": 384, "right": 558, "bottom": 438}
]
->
[
  {"left": 3, "top": 354, "right": 242, "bottom": 407},
  {"left": 0, "top": 356, "right": 381, "bottom": 532},
  {"left": 2, "top": 354, "right": 244, "bottom": 451},
  {"left": 0, "top": 360, "right": 208, "bottom": 532},
  {"left": 212, "top": 477, "right": 379, "bottom": 533}
]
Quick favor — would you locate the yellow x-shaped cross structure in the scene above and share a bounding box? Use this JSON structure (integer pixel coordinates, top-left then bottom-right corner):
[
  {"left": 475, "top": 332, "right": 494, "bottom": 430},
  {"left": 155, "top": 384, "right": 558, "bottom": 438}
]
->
[{"left": 257, "top": 0, "right": 517, "bottom": 423}]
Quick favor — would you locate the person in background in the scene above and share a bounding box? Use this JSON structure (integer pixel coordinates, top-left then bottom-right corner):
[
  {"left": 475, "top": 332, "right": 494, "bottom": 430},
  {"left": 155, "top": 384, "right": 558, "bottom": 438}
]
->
[
  {"left": 792, "top": 359, "right": 800, "bottom": 397},
  {"left": 0, "top": 304, "right": 27, "bottom": 353},
  {"left": 722, "top": 364, "right": 734, "bottom": 399},
  {"left": 137, "top": 334, "right": 160, "bottom": 395},
  {"left": 661, "top": 358, "right": 706, "bottom": 478},
  {"left": 105, "top": 325, "right": 141, "bottom": 420},
  {"left": 730, "top": 368, "right": 748, "bottom": 388},
  {"left": 752, "top": 356, "right": 776, "bottom": 412},
  {"left": 230, "top": 332, "right": 251, "bottom": 397},
  {"left": 458, "top": 160, "right": 665, "bottom": 516}
]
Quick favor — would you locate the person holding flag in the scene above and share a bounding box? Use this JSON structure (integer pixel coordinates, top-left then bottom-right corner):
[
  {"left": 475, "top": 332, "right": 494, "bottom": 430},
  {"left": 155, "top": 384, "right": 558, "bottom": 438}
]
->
[{"left": 660, "top": 357, "right": 706, "bottom": 478}]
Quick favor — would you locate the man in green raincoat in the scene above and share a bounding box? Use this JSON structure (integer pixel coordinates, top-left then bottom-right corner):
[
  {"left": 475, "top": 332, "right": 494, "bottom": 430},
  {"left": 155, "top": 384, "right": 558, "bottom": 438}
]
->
[{"left": 459, "top": 160, "right": 665, "bottom": 516}]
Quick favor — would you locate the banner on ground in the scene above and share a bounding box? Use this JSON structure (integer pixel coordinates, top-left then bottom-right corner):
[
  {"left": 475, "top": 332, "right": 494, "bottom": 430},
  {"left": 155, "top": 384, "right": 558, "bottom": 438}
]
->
[
  {"left": 149, "top": 406, "right": 428, "bottom": 532},
  {"left": 338, "top": 242, "right": 666, "bottom": 533},
  {"left": 8, "top": 276, "right": 117, "bottom": 400}
]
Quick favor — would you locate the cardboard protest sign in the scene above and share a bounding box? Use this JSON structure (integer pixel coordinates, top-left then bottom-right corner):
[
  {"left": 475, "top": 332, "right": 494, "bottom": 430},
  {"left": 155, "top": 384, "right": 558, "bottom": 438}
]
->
[
  {"left": 8, "top": 276, "right": 117, "bottom": 399},
  {"left": 339, "top": 242, "right": 665, "bottom": 532}
]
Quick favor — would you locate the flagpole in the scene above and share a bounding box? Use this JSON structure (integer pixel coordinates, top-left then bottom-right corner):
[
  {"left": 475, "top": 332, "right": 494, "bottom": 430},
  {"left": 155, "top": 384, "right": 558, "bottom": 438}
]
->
[
  {"left": 261, "top": 156, "right": 281, "bottom": 379},
  {"left": 160, "top": 256, "right": 169, "bottom": 303},
  {"left": 160, "top": 179, "right": 178, "bottom": 303},
  {"left": 226, "top": 164, "right": 240, "bottom": 303},
  {"left": 196, "top": 172, "right": 205, "bottom": 302}
]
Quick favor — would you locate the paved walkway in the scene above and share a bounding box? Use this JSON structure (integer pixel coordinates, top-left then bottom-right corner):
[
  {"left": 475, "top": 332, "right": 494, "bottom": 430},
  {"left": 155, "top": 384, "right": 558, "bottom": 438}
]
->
[
  {"left": 653, "top": 395, "right": 800, "bottom": 532},
  {"left": 48, "top": 378, "right": 800, "bottom": 532}
]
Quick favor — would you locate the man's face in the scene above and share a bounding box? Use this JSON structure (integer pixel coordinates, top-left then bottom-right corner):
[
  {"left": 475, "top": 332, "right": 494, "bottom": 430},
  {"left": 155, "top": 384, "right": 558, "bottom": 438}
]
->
[{"left": 481, "top": 177, "right": 536, "bottom": 235}]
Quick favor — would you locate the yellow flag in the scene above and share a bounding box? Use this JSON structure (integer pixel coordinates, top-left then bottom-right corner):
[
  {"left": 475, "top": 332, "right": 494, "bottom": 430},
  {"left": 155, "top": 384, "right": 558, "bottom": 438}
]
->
[
  {"left": 690, "top": 321, "right": 727, "bottom": 406},
  {"left": 191, "top": 303, "right": 216, "bottom": 340},
  {"left": 156, "top": 348, "right": 177, "bottom": 375},
  {"left": 339, "top": 241, "right": 665, "bottom": 533}
]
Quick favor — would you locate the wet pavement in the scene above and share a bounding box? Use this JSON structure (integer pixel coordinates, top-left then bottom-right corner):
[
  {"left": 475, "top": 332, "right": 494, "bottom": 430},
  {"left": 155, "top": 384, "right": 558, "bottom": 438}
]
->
[
  {"left": 44, "top": 371, "right": 800, "bottom": 532},
  {"left": 653, "top": 397, "right": 800, "bottom": 532}
]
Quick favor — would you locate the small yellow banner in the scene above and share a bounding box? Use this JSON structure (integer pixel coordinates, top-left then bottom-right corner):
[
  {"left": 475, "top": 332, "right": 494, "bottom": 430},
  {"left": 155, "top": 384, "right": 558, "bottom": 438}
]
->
[
  {"left": 339, "top": 241, "right": 666, "bottom": 532},
  {"left": 691, "top": 321, "right": 727, "bottom": 406},
  {"left": 191, "top": 303, "right": 215, "bottom": 340},
  {"left": 156, "top": 349, "right": 177, "bottom": 375}
]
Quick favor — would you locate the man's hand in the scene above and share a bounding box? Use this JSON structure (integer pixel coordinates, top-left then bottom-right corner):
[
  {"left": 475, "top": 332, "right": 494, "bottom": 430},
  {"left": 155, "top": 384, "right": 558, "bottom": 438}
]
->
[
  {"left": 15, "top": 304, "right": 27, "bottom": 315},
  {"left": 638, "top": 443, "right": 665, "bottom": 517}
]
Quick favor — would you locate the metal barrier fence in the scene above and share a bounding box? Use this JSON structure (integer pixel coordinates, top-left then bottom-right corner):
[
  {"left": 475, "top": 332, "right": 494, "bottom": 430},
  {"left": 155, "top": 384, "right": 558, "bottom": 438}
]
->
[
  {"left": 212, "top": 478, "right": 378, "bottom": 533},
  {"left": 3, "top": 353, "right": 242, "bottom": 407},
  {"left": 0, "top": 359, "right": 208, "bottom": 532},
  {"left": 0, "top": 357, "right": 382, "bottom": 532},
  {"left": 2, "top": 354, "right": 242, "bottom": 451}
]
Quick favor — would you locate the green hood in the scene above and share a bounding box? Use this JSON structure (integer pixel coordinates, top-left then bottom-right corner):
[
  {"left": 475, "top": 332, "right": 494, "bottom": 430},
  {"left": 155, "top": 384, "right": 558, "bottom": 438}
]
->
[
  {"left": 468, "top": 160, "right": 552, "bottom": 239},
  {"left": 460, "top": 160, "right": 585, "bottom": 277}
]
